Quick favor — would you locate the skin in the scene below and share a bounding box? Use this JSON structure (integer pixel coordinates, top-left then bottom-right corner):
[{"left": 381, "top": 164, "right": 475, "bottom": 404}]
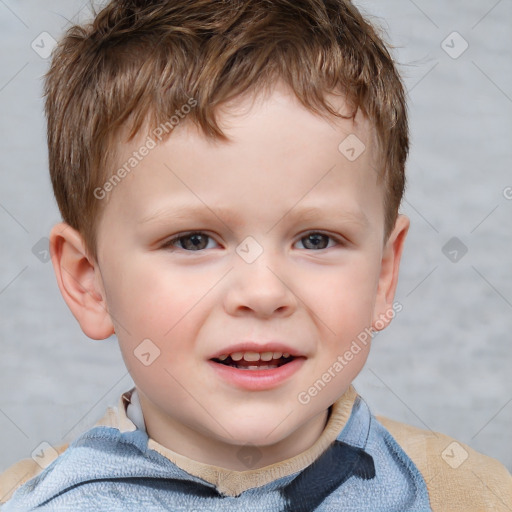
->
[{"left": 50, "top": 82, "right": 409, "bottom": 471}]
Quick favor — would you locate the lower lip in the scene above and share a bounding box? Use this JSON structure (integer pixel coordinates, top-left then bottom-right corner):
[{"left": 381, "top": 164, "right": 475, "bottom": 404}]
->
[{"left": 207, "top": 358, "right": 305, "bottom": 391}]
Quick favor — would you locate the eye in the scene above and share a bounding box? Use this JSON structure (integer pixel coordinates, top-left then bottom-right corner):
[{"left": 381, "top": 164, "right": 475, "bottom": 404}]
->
[
  {"left": 162, "top": 232, "right": 218, "bottom": 251},
  {"left": 295, "top": 232, "right": 340, "bottom": 250}
]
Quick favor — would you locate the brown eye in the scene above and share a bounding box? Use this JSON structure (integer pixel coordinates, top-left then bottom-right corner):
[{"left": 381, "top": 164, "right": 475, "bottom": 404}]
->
[
  {"left": 163, "top": 232, "right": 216, "bottom": 251},
  {"left": 179, "top": 234, "right": 209, "bottom": 250}
]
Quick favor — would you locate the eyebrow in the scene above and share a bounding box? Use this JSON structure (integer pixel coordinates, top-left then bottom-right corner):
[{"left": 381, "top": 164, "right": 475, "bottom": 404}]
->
[
  {"left": 138, "top": 203, "right": 370, "bottom": 229},
  {"left": 281, "top": 205, "right": 370, "bottom": 227},
  {"left": 138, "top": 204, "right": 233, "bottom": 226}
]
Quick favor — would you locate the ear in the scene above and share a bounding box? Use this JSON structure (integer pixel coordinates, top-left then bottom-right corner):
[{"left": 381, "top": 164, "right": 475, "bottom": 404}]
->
[
  {"left": 49, "top": 222, "right": 115, "bottom": 340},
  {"left": 371, "top": 214, "right": 409, "bottom": 331}
]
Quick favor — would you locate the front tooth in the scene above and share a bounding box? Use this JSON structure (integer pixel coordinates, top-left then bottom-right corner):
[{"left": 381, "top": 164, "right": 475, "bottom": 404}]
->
[
  {"left": 243, "top": 352, "right": 261, "bottom": 362},
  {"left": 260, "top": 352, "right": 274, "bottom": 361},
  {"left": 218, "top": 354, "right": 228, "bottom": 361},
  {"left": 231, "top": 352, "right": 244, "bottom": 361},
  {"left": 273, "top": 352, "right": 283, "bottom": 359}
]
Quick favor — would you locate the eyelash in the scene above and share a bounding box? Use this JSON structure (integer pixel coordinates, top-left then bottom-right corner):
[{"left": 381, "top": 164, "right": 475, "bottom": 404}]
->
[{"left": 161, "top": 231, "right": 344, "bottom": 252}]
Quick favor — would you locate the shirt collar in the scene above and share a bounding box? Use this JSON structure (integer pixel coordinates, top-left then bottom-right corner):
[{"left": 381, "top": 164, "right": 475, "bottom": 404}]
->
[{"left": 96, "top": 384, "right": 363, "bottom": 496}]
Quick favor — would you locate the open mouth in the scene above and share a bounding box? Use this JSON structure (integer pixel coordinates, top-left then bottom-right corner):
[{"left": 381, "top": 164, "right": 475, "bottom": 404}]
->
[{"left": 211, "top": 353, "right": 296, "bottom": 370}]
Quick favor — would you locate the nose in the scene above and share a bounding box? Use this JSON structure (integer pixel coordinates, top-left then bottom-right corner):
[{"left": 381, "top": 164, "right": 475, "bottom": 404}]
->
[{"left": 223, "top": 248, "right": 298, "bottom": 318}]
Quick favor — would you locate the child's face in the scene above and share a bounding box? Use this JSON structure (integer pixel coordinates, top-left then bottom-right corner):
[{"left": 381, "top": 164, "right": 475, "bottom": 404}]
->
[{"left": 90, "top": 83, "right": 407, "bottom": 467}]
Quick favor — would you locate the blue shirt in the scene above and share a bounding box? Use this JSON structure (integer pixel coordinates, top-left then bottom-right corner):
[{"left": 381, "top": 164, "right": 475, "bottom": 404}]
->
[{"left": 2, "top": 391, "right": 433, "bottom": 511}]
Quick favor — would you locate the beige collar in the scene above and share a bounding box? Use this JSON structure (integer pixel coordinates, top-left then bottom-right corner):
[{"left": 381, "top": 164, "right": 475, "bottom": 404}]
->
[{"left": 96, "top": 385, "right": 359, "bottom": 496}]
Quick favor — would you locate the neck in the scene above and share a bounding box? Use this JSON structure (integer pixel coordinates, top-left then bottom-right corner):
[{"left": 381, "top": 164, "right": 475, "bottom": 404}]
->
[{"left": 137, "top": 392, "right": 330, "bottom": 470}]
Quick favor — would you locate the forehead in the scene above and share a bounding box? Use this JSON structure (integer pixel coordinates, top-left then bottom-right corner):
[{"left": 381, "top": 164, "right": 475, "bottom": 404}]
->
[{"left": 97, "top": 84, "right": 384, "bottom": 238}]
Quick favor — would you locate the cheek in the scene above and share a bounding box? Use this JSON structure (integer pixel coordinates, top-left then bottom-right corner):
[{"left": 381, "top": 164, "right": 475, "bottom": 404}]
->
[
  {"left": 103, "top": 258, "right": 203, "bottom": 335},
  {"left": 296, "top": 256, "right": 380, "bottom": 335},
  {"left": 103, "top": 260, "right": 218, "bottom": 374}
]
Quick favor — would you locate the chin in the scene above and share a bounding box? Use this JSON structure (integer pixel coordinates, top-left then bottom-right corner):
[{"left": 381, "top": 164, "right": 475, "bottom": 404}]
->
[{"left": 219, "top": 421, "right": 289, "bottom": 448}]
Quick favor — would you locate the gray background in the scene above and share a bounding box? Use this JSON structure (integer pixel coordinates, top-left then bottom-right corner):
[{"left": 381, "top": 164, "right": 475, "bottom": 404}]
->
[{"left": 0, "top": 0, "right": 511, "bottom": 477}]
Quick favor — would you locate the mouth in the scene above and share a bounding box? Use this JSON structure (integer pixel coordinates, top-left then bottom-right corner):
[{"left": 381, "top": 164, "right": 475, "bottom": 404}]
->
[
  {"left": 208, "top": 353, "right": 305, "bottom": 390},
  {"left": 211, "top": 351, "right": 297, "bottom": 370},
  {"left": 208, "top": 344, "right": 307, "bottom": 389}
]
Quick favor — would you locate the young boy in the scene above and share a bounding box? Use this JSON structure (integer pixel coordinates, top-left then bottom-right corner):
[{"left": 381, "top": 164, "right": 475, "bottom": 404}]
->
[{"left": 1, "top": 0, "right": 511, "bottom": 510}]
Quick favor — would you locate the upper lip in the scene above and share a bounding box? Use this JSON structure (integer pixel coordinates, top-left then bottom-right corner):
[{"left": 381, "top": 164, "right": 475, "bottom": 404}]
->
[{"left": 209, "top": 342, "right": 305, "bottom": 360}]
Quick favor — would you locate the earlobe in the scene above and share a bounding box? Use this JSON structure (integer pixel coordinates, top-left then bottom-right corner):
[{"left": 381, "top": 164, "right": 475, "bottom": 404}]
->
[
  {"left": 372, "top": 214, "right": 409, "bottom": 331},
  {"left": 49, "top": 222, "right": 115, "bottom": 340}
]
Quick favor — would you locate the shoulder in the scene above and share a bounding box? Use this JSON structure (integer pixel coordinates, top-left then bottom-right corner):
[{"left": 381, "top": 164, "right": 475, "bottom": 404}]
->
[
  {"left": 0, "top": 404, "right": 121, "bottom": 506},
  {"left": 376, "top": 415, "right": 512, "bottom": 512},
  {"left": 0, "top": 442, "right": 68, "bottom": 504}
]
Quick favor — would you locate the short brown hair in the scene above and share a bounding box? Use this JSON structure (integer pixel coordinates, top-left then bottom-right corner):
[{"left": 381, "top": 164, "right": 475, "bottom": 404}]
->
[{"left": 45, "top": 0, "right": 408, "bottom": 259}]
